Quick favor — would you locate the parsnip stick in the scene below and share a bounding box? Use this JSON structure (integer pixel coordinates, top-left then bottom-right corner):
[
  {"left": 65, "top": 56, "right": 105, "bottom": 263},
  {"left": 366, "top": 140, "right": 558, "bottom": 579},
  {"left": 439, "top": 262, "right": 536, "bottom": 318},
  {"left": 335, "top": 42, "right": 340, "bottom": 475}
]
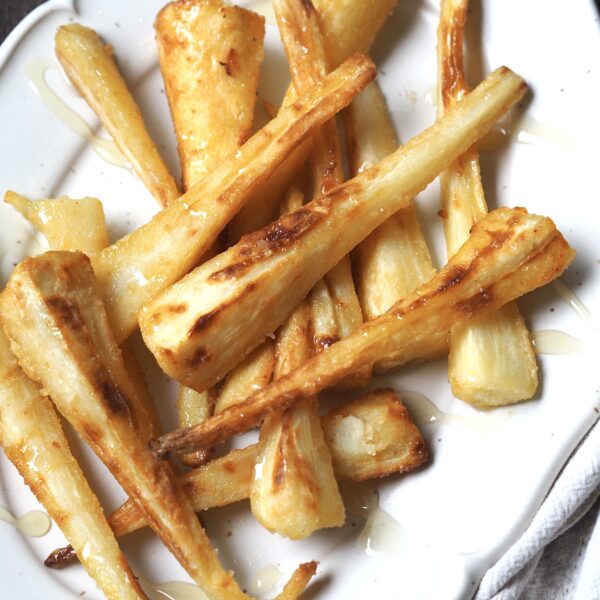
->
[
  {"left": 346, "top": 82, "right": 437, "bottom": 372},
  {"left": 250, "top": 300, "right": 345, "bottom": 539},
  {"left": 5, "top": 191, "right": 108, "bottom": 255},
  {"left": 275, "top": 562, "right": 318, "bottom": 600},
  {"left": 150, "top": 207, "right": 575, "bottom": 455},
  {"left": 55, "top": 24, "right": 179, "bottom": 208},
  {"left": 274, "top": 0, "right": 367, "bottom": 389},
  {"left": 228, "top": 0, "right": 399, "bottom": 243},
  {"left": 4, "top": 190, "right": 162, "bottom": 439},
  {"left": 141, "top": 67, "right": 527, "bottom": 391},
  {"left": 247, "top": 174, "right": 344, "bottom": 538},
  {"left": 437, "top": 0, "right": 537, "bottom": 407},
  {"left": 156, "top": 0, "right": 267, "bottom": 465},
  {"left": 156, "top": 0, "right": 264, "bottom": 189},
  {"left": 0, "top": 252, "right": 249, "bottom": 600},
  {"left": 93, "top": 53, "right": 375, "bottom": 342},
  {"left": 47, "top": 388, "right": 427, "bottom": 567},
  {"left": 0, "top": 330, "right": 147, "bottom": 599}
]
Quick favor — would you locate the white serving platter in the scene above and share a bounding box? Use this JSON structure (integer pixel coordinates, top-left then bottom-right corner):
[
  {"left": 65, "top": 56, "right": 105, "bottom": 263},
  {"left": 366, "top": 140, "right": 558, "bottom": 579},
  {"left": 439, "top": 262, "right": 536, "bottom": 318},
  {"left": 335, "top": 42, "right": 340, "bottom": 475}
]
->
[{"left": 0, "top": 1, "right": 599, "bottom": 599}]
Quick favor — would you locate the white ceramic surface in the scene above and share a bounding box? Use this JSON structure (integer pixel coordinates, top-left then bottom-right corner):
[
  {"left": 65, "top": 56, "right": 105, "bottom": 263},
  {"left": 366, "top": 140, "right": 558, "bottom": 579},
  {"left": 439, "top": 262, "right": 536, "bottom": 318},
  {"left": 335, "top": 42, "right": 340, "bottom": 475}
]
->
[{"left": 0, "top": 1, "right": 599, "bottom": 599}]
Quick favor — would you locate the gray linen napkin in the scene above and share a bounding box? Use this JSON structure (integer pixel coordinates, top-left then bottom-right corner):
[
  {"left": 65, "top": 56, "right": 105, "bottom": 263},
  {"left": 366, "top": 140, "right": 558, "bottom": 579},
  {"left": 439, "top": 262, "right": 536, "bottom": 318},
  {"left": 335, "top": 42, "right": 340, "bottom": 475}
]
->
[{"left": 476, "top": 418, "right": 600, "bottom": 600}]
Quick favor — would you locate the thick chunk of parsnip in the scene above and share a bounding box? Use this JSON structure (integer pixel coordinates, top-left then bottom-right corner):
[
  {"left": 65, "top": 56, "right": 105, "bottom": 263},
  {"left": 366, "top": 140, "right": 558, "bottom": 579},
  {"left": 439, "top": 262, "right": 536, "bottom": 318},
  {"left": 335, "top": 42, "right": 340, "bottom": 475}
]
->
[{"left": 156, "top": 0, "right": 264, "bottom": 189}]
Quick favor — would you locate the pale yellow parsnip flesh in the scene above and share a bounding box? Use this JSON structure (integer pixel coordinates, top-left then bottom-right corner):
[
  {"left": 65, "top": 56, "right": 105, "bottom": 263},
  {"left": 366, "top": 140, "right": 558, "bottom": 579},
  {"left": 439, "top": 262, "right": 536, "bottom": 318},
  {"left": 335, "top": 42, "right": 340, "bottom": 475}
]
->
[
  {"left": 5, "top": 191, "right": 108, "bottom": 256},
  {"left": 438, "top": 0, "right": 537, "bottom": 406},
  {"left": 140, "top": 67, "right": 527, "bottom": 391},
  {"left": 155, "top": 0, "right": 265, "bottom": 189},
  {"left": 346, "top": 83, "right": 435, "bottom": 328}
]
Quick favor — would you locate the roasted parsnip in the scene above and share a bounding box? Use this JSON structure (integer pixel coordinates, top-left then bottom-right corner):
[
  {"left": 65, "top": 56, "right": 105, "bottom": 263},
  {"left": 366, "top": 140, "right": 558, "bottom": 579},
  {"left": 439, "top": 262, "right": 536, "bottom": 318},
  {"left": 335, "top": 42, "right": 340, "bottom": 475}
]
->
[
  {"left": 322, "top": 389, "right": 428, "bottom": 481},
  {"left": 0, "top": 329, "right": 147, "bottom": 599},
  {"left": 228, "top": 0, "right": 399, "bottom": 243},
  {"left": 141, "top": 67, "right": 527, "bottom": 391},
  {"left": 156, "top": 0, "right": 267, "bottom": 465},
  {"left": 5, "top": 191, "right": 109, "bottom": 255},
  {"left": 346, "top": 83, "right": 438, "bottom": 371},
  {"left": 156, "top": 0, "right": 264, "bottom": 189},
  {"left": 437, "top": 0, "right": 537, "bottom": 407},
  {"left": 55, "top": 24, "right": 179, "bottom": 207},
  {"left": 93, "top": 53, "right": 375, "bottom": 342},
  {"left": 150, "top": 207, "right": 575, "bottom": 454},
  {"left": 47, "top": 388, "right": 427, "bottom": 567},
  {"left": 0, "top": 252, "right": 249, "bottom": 600},
  {"left": 275, "top": 562, "right": 318, "bottom": 600},
  {"left": 275, "top": 0, "right": 367, "bottom": 389},
  {"left": 4, "top": 190, "right": 161, "bottom": 439},
  {"left": 250, "top": 298, "right": 345, "bottom": 539}
]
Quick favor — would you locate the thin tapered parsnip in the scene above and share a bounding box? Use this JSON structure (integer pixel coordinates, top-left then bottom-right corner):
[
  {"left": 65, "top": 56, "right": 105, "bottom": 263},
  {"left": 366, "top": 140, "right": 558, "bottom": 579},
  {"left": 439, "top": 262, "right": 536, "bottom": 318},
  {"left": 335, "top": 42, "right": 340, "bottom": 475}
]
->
[
  {"left": 150, "top": 207, "right": 575, "bottom": 455},
  {"left": 47, "top": 388, "right": 427, "bottom": 567},
  {"left": 5, "top": 191, "right": 109, "bottom": 255},
  {"left": 55, "top": 24, "right": 179, "bottom": 208},
  {"left": 274, "top": 562, "right": 318, "bottom": 600},
  {"left": 228, "top": 0, "right": 399, "bottom": 244},
  {"left": 156, "top": 0, "right": 266, "bottom": 465},
  {"left": 141, "top": 67, "right": 528, "bottom": 392},
  {"left": 274, "top": 0, "right": 367, "bottom": 389},
  {"left": 0, "top": 330, "right": 147, "bottom": 599},
  {"left": 437, "top": 0, "right": 537, "bottom": 407},
  {"left": 0, "top": 252, "right": 250, "bottom": 600},
  {"left": 155, "top": 0, "right": 265, "bottom": 189},
  {"left": 92, "top": 53, "right": 375, "bottom": 342}
]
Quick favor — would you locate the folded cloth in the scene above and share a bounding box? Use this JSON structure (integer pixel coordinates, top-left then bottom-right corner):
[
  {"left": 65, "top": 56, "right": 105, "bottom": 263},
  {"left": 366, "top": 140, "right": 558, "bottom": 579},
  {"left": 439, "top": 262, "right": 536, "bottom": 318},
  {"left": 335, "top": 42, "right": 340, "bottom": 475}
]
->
[{"left": 476, "top": 417, "right": 600, "bottom": 600}]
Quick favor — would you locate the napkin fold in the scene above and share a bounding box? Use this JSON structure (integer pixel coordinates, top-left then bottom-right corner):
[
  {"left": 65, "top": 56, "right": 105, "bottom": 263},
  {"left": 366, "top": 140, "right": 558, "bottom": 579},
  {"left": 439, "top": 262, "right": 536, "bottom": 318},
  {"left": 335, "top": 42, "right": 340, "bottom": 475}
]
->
[{"left": 476, "top": 417, "right": 600, "bottom": 600}]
